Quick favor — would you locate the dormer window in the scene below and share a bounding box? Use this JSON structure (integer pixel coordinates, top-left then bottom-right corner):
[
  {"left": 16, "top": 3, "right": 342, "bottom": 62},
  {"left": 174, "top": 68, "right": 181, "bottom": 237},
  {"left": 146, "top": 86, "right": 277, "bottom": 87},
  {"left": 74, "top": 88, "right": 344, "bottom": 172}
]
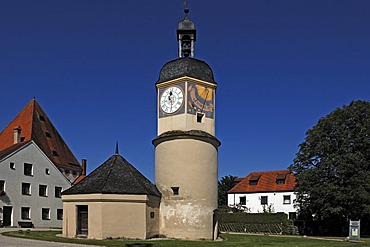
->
[
  {"left": 276, "top": 174, "right": 287, "bottom": 184},
  {"left": 249, "top": 175, "right": 260, "bottom": 186}
]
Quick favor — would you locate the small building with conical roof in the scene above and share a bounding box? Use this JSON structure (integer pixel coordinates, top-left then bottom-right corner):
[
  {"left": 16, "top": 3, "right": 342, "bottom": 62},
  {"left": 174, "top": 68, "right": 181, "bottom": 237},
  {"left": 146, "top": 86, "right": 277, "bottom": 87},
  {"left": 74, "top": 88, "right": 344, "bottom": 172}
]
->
[{"left": 62, "top": 153, "right": 161, "bottom": 240}]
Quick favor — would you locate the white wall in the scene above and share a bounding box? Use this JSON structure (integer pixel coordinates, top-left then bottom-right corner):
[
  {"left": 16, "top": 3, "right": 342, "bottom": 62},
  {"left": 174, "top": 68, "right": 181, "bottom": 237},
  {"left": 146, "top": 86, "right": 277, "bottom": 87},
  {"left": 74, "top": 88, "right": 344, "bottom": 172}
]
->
[
  {"left": 228, "top": 191, "right": 297, "bottom": 216},
  {"left": 0, "top": 142, "right": 71, "bottom": 227}
]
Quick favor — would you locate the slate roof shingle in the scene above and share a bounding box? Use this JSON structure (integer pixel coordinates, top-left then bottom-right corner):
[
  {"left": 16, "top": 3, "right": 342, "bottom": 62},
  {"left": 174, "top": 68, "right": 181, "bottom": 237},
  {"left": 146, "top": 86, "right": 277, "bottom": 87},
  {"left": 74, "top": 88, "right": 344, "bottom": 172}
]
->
[
  {"left": 228, "top": 170, "right": 296, "bottom": 194},
  {"left": 62, "top": 154, "right": 161, "bottom": 197},
  {"left": 156, "top": 57, "right": 216, "bottom": 84}
]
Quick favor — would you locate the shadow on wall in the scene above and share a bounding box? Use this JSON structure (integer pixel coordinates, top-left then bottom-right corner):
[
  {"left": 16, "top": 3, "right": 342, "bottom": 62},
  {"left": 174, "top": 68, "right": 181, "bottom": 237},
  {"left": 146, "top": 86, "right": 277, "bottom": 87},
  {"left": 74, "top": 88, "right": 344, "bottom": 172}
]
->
[{"left": 0, "top": 194, "right": 11, "bottom": 204}]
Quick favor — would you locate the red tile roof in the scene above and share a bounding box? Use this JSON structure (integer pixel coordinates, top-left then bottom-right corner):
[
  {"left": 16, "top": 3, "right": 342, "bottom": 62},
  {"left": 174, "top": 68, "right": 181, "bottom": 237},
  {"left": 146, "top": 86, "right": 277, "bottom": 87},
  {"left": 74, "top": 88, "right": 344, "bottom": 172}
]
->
[
  {"left": 228, "top": 170, "right": 296, "bottom": 193},
  {"left": 72, "top": 175, "right": 86, "bottom": 185},
  {"left": 0, "top": 99, "right": 81, "bottom": 172}
]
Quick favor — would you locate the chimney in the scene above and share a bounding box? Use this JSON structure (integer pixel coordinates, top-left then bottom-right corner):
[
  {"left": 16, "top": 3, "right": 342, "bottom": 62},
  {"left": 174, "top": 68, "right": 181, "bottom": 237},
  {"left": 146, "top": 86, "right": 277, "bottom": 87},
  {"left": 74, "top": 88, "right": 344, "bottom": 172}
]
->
[
  {"left": 81, "top": 159, "right": 87, "bottom": 175},
  {"left": 13, "top": 126, "right": 22, "bottom": 144}
]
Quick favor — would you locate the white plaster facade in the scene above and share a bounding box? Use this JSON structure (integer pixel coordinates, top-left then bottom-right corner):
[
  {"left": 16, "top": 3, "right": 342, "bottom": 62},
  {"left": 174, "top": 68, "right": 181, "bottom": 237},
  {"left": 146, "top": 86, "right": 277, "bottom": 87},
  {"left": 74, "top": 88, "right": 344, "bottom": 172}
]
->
[
  {"left": 0, "top": 141, "right": 71, "bottom": 227},
  {"left": 228, "top": 191, "right": 297, "bottom": 219}
]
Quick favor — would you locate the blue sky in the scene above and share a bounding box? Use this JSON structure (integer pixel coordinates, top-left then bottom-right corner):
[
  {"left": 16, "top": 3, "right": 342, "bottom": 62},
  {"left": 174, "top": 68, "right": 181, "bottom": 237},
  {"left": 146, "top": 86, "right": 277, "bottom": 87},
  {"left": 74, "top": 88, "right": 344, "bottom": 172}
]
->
[{"left": 1, "top": 0, "right": 369, "bottom": 181}]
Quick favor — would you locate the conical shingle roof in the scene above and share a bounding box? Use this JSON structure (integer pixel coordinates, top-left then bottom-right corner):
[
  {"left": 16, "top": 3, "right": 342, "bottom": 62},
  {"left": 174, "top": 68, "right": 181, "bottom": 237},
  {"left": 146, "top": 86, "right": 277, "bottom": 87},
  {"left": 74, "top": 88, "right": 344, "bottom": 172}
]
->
[{"left": 62, "top": 154, "right": 161, "bottom": 197}]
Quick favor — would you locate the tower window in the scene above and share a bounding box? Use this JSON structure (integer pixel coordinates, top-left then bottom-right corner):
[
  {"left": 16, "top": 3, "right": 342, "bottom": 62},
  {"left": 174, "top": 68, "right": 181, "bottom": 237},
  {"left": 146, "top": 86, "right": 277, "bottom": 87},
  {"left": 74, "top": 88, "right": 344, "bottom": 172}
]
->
[
  {"left": 171, "top": 187, "right": 179, "bottom": 196},
  {"left": 45, "top": 132, "right": 51, "bottom": 138},
  {"left": 39, "top": 115, "right": 46, "bottom": 121},
  {"left": 52, "top": 151, "right": 59, "bottom": 157},
  {"left": 196, "top": 112, "right": 204, "bottom": 123}
]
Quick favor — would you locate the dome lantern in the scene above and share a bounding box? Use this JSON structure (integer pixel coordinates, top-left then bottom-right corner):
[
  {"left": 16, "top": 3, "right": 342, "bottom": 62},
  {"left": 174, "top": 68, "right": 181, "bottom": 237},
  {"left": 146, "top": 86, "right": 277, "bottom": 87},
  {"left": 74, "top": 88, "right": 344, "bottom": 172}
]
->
[{"left": 177, "top": 8, "right": 196, "bottom": 58}]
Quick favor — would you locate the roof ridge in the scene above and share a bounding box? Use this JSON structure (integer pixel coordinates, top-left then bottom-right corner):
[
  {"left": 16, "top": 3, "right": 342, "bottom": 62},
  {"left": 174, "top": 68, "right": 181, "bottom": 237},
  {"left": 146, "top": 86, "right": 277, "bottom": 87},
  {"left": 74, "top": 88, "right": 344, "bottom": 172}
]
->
[{"left": 101, "top": 155, "right": 117, "bottom": 192}]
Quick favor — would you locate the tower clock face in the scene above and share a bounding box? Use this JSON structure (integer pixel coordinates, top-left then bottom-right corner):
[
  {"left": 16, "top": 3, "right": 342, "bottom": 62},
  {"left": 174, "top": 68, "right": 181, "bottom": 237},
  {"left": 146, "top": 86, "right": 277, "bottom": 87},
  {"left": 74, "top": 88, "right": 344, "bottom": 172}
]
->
[{"left": 160, "top": 86, "right": 184, "bottom": 114}]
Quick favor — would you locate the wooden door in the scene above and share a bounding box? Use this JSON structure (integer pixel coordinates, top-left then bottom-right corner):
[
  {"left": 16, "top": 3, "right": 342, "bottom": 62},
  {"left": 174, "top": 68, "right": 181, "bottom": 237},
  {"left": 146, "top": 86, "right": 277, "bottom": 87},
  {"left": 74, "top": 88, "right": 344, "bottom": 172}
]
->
[
  {"left": 3, "top": 206, "right": 12, "bottom": 226},
  {"left": 77, "top": 205, "right": 88, "bottom": 235}
]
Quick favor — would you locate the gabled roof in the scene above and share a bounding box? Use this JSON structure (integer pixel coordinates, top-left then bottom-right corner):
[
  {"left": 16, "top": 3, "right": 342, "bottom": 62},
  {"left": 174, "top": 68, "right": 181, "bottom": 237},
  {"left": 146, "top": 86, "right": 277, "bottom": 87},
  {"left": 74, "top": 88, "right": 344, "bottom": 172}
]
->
[
  {"left": 0, "top": 99, "right": 80, "bottom": 171},
  {"left": 0, "top": 141, "right": 30, "bottom": 161},
  {"left": 62, "top": 154, "right": 161, "bottom": 197},
  {"left": 228, "top": 170, "right": 296, "bottom": 194}
]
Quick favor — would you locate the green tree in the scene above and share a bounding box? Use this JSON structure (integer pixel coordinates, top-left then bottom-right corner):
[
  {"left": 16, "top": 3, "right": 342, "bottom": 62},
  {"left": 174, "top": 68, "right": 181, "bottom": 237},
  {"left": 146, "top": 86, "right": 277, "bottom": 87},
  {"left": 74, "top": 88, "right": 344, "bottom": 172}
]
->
[
  {"left": 218, "top": 175, "right": 238, "bottom": 207},
  {"left": 289, "top": 101, "right": 370, "bottom": 226}
]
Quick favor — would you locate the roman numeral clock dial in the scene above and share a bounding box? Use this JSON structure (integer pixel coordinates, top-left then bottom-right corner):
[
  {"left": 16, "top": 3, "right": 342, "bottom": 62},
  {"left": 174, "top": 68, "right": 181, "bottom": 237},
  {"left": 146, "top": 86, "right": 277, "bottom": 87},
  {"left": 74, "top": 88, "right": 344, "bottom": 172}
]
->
[{"left": 160, "top": 86, "right": 184, "bottom": 114}]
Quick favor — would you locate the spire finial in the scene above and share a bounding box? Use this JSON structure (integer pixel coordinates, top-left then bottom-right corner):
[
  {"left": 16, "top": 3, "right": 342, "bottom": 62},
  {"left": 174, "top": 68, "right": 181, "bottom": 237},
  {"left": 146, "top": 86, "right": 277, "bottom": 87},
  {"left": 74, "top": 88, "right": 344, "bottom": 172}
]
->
[{"left": 115, "top": 141, "right": 119, "bottom": 155}]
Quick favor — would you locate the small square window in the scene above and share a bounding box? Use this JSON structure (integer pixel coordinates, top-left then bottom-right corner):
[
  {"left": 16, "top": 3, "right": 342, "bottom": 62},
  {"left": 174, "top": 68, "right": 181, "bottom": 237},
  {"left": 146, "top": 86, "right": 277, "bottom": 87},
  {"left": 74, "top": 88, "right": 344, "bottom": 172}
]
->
[
  {"left": 261, "top": 196, "right": 268, "bottom": 205},
  {"left": 239, "top": 196, "right": 246, "bottom": 205},
  {"left": 45, "top": 132, "right": 51, "bottom": 138},
  {"left": 10, "top": 162, "right": 15, "bottom": 170},
  {"left": 276, "top": 179, "right": 285, "bottom": 185},
  {"left": 57, "top": 209, "right": 63, "bottom": 220},
  {"left": 24, "top": 163, "right": 33, "bottom": 176},
  {"left": 171, "top": 187, "right": 179, "bottom": 196},
  {"left": 42, "top": 208, "right": 50, "bottom": 220},
  {"left": 39, "top": 115, "right": 46, "bottom": 121},
  {"left": 45, "top": 168, "right": 50, "bottom": 175},
  {"left": 55, "top": 187, "right": 62, "bottom": 198},
  {"left": 196, "top": 112, "right": 204, "bottom": 123},
  {"left": 21, "top": 207, "right": 30, "bottom": 220},
  {"left": 52, "top": 151, "right": 59, "bottom": 157},
  {"left": 283, "top": 195, "right": 291, "bottom": 204},
  {"left": 22, "top": 183, "right": 31, "bottom": 195},
  {"left": 249, "top": 175, "right": 260, "bottom": 186},
  {"left": 39, "top": 185, "right": 47, "bottom": 197}
]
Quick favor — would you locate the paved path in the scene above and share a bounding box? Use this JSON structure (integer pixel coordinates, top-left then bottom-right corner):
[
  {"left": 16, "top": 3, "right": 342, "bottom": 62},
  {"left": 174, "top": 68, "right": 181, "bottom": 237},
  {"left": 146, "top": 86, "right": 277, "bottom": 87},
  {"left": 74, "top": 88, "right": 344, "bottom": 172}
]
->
[{"left": 0, "top": 228, "right": 101, "bottom": 247}]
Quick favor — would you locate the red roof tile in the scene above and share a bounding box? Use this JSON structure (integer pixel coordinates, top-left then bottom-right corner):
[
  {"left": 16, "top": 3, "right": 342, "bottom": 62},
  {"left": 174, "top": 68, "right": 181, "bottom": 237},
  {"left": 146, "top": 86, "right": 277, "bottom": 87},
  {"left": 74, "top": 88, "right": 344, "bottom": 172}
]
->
[
  {"left": 72, "top": 175, "right": 86, "bottom": 185},
  {"left": 0, "top": 99, "right": 81, "bottom": 172},
  {"left": 228, "top": 170, "right": 296, "bottom": 193}
]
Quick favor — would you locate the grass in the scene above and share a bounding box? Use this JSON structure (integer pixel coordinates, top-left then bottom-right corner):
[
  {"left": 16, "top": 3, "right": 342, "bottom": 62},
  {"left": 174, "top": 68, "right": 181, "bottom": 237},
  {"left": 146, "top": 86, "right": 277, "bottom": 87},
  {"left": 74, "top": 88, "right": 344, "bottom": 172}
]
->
[{"left": 2, "top": 230, "right": 370, "bottom": 246}]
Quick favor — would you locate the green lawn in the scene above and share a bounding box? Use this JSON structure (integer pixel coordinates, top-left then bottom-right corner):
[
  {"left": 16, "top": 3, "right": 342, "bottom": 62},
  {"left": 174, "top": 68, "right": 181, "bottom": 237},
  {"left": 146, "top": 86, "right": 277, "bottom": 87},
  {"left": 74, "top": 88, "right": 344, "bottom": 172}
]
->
[{"left": 2, "top": 230, "right": 369, "bottom": 246}]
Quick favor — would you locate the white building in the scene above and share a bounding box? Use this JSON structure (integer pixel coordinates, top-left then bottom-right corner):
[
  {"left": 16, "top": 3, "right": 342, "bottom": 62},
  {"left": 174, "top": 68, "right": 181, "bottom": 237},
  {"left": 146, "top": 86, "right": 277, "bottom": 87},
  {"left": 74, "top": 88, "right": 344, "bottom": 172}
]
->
[
  {"left": 0, "top": 99, "right": 82, "bottom": 228},
  {"left": 228, "top": 170, "right": 297, "bottom": 220}
]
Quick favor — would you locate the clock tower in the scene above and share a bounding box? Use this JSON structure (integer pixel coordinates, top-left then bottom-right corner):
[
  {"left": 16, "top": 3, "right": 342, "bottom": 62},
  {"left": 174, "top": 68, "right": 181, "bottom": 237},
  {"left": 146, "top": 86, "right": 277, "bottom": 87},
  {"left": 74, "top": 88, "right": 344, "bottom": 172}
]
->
[{"left": 153, "top": 8, "right": 220, "bottom": 240}]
